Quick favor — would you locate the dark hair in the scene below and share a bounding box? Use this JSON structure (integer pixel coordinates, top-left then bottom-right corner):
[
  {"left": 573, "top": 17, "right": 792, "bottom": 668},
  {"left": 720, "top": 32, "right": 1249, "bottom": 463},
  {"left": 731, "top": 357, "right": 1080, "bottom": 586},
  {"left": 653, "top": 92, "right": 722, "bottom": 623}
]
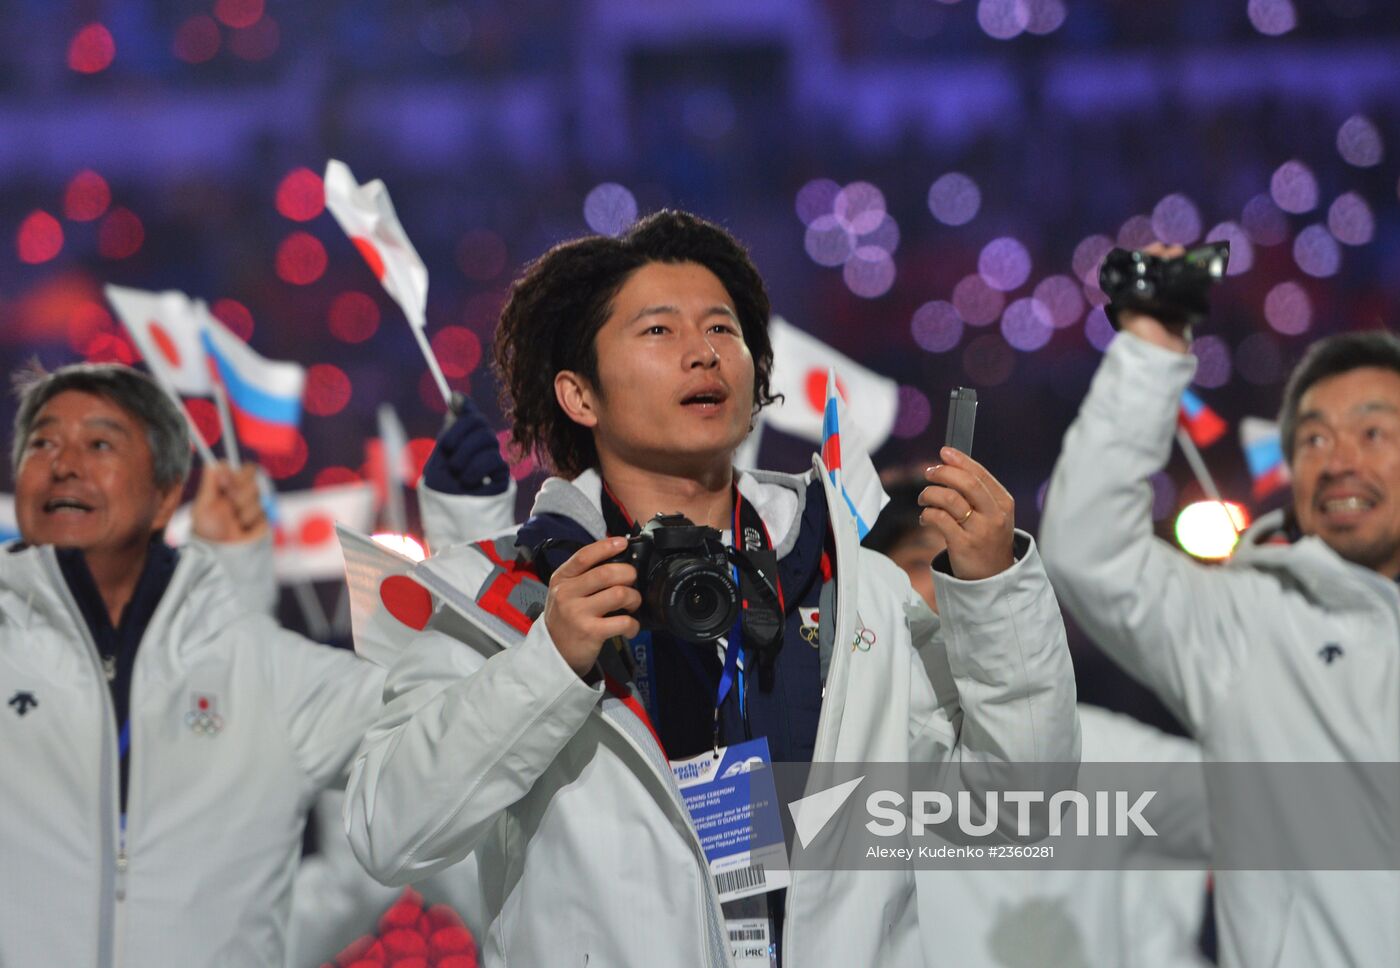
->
[
  {"left": 492, "top": 209, "right": 776, "bottom": 478},
  {"left": 1279, "top": 329, "right": 1400, "bottom": 463},
  {"left": 11, "top": 361, "right": 192, "bottom": 490},
  {"left": 862, "top": 478, "right": 927, "bottom": 556}
]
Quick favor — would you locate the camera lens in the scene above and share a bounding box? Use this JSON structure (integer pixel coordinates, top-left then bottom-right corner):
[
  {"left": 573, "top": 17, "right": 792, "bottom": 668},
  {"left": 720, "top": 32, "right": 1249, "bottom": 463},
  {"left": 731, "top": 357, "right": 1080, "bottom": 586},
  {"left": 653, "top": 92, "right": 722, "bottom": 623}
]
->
[{"left": 657, "top": 563, "right": 739, "bottom": 641}]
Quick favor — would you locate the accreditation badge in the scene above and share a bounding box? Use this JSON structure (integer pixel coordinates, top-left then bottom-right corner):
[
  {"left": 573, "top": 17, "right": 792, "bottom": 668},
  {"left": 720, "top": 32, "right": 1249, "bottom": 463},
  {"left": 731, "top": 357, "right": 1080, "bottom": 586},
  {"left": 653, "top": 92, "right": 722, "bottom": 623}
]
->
[{"left": 669, "top": 737, "right": 791, "bottom": 903}]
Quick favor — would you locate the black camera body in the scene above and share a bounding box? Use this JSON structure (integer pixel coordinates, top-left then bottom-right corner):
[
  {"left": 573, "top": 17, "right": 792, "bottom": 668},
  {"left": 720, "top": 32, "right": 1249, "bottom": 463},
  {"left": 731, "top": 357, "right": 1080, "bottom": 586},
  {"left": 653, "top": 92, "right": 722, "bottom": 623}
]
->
[
  {"left": 1099, "top": 241, "right": 1229, "bottom": 330},
  {"left": 612, "top": 513, "right": 740, "bottom": 643}
]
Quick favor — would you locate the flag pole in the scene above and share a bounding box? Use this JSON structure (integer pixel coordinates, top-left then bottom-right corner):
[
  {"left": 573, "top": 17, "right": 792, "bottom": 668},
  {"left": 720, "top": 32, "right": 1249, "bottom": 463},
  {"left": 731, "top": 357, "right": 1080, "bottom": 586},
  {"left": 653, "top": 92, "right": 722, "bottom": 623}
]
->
[
  {"left": 291, "top": 581, "right": 332, "bottom": 641},
  {"left": 408, "top": 317, "right": 453, "bottom": 408},
  {"left": 211, "top": 382, "right": 242, "bottom": 469},
  {"left": 175, "top": 395, "right": 218, "bottom": 466},
  {"left": 1175, "top": 427, "right": 1222, "bottom": 502}
]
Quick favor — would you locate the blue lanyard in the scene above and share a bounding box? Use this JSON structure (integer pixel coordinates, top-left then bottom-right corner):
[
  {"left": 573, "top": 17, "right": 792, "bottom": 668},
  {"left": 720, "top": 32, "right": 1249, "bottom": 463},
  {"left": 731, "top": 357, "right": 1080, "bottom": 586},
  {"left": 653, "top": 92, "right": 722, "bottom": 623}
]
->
[{"left": 713, "top": 497, "right": 755, "bottom": 754}]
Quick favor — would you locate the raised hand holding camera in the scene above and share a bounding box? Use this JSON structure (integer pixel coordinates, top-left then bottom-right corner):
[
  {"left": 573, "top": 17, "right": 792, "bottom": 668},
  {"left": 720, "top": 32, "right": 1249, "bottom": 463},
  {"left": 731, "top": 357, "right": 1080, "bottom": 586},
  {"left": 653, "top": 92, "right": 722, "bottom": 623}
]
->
[
  {"left": 542, "top": 536, "right": 643, "bottom": 676},
  {"left": 1098, "top": 240, "right": 1229, "bottom": 352}
]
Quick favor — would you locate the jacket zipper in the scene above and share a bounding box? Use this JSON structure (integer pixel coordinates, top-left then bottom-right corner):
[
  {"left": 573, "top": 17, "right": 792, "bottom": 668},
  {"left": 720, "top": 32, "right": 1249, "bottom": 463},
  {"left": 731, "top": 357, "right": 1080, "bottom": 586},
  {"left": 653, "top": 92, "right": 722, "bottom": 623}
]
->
[
  {"left": 783, "top": 466, "right": 857, "bottom": 961},
  {"left": 596, "top": 700, "right": 731, "bottom": 967},
  {"left": 41, "top": 551, "right": 125, "bottom": 968}
]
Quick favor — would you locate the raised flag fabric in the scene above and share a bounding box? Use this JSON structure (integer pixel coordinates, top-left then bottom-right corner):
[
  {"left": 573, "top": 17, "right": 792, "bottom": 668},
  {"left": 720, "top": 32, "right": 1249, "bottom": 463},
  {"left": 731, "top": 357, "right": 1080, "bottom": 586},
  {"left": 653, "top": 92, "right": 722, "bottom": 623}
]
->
[
  {"left": 1178, "top": 389, "right": 1227, "bottom": 448},
  {"left": 0, "top": 494, "right": 18, "bottom": 544},
  {"left": 1241, "top": 417, "right": 1290, "bottom": 499},
  {"left": 272, "top": 483, "right": 377, "bottom": 584},
  {"left": 164, "top": 482, "right": 376, "bottom": 583},
  {"left": 200, "top": 316, "right": 306, "bottom": 455},
  {"left": 323, "top": 159, "right": 430, "bottom": 331},
  {"left": 820, "top": 367, "right": 890, "bottom": 540},
  {"left": 338, "top": 525, "right": 436, "bottom": 668},
  {"left": 105, "top": 285, "right": 214, "bottom": 396},
  {"left": 764, "top": 316, "right": 899, "bottom": 451}
]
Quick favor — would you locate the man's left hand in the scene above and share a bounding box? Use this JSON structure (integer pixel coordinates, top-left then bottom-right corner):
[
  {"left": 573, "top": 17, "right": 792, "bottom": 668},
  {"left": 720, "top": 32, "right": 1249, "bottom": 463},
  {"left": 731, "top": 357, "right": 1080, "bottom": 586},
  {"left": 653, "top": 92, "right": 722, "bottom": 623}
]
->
[
  {"left": 192, "top": 462, "right": 269, "bottom": 544},
  {"left": 919, "top": 447, "right": 1016, "bottom": 580}
]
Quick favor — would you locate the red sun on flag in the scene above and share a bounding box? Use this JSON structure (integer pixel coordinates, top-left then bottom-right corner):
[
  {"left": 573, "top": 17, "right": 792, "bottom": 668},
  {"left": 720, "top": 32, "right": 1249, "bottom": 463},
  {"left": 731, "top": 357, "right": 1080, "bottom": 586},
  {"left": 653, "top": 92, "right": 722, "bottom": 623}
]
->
[
  {"left": 380, "top": 575, "right": 432, "bottom": 631},
  {"left": 147, "top": 320, "right": 182, "bottom": 368},
  {"left": 353, "top": 236, "right": 386, "bottom": 280},
  {"left": 298, "top": 514, "right": 335, "bottom": 547},
  {"left": 804, "top": 369, "right": 848, "bottom": 413}
]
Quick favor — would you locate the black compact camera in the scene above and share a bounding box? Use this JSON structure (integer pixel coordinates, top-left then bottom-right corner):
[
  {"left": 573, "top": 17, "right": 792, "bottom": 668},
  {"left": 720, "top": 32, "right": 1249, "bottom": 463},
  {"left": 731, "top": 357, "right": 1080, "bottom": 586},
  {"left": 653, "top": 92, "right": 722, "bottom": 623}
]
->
[
  {"left": 612, "top": 513, "right": 740, "bottom": 643},
  {"left": 1099, "top": 241, "right": 1230, "bottom": 331}
]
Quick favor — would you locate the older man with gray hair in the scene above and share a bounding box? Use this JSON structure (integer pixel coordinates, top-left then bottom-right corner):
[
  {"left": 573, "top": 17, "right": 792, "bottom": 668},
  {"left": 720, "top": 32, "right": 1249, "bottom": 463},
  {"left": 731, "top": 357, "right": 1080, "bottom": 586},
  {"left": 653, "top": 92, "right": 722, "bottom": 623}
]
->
[{"left": 0, "top": 362, "right": 384, "bottom": 968}]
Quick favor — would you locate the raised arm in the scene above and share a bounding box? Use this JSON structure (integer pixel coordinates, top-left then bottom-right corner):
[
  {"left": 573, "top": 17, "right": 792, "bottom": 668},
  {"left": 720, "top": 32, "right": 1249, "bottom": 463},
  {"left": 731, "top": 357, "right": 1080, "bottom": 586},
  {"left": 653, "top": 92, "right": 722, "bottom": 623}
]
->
[{"left": 1039, "top": 320, "right": 1257, "bottom": 735}]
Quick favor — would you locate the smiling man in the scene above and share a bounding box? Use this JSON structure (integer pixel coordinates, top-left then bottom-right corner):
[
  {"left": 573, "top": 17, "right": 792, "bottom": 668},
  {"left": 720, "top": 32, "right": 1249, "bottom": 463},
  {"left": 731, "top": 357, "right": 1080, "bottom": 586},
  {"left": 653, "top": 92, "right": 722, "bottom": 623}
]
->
[
  {"left": 1040, "top": 244, "right": 1400, "bottom": 968},
  {"left": 0, "top": 362, "right": 384, "bottom": 968},
  {"left": 344, "top": 210, "right": 1079, "bottom": 968}
]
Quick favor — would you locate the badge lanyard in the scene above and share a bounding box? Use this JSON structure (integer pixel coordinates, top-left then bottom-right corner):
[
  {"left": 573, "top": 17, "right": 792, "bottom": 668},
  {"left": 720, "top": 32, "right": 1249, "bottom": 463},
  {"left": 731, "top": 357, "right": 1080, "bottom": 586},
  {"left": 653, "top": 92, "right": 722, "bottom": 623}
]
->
[{"left": 714, "top": 488, "right": 785, "bottom": 755}]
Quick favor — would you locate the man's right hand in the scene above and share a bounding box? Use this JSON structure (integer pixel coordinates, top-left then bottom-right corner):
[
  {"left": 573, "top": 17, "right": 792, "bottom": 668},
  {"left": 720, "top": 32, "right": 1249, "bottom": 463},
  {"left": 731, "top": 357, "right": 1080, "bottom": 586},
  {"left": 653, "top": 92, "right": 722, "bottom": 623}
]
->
[
  {"left": 541, "top": 536, "right": 642, "bottom": 676},
  {"left": 1116, "top": 242, "right": 1192, "bottom": 354}
]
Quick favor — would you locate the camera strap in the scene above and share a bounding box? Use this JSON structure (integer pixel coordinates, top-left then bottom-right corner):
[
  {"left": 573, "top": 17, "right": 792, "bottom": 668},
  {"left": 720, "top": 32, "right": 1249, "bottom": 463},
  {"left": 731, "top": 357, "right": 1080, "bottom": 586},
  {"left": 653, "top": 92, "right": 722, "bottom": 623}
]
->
[
  {"left": 732, "top": 490, "right": 785, "bottom": 694},
  {"left": 599, "top": 478, "right": 788, "bottom": 754}
]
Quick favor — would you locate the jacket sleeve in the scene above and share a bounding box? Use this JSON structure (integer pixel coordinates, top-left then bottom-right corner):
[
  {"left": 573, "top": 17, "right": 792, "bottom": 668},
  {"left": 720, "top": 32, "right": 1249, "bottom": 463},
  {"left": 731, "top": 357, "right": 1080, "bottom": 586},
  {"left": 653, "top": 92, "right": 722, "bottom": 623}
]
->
[
  {"left": 344, "top": 616, "right": 603, "bottom": 885},
  {"left": 1079, "top": 705, "right": 1210, "bottom": 861},
  {"left": 1039, "top": 332, "right": 1258, "bottom": 735},
  {"left": 189, "top": 534, "right": 279, "bottom": 617},
  {"left": 924, "top": 533, "right": 1081, "bottom": 766},
  {"left": 259, "top": 623, "right": 388, "bottom": 796},
  {"left": 419, "top": 479, "right": 519, "bottom": 554}
]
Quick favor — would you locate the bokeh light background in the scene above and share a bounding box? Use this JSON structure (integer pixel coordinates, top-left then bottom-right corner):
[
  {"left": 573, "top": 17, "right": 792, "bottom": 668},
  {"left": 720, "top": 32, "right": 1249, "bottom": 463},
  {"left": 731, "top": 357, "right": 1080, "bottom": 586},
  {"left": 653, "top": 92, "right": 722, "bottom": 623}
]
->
[{"left": 3, "top": 0, "right": 1399, "bottom": 719}]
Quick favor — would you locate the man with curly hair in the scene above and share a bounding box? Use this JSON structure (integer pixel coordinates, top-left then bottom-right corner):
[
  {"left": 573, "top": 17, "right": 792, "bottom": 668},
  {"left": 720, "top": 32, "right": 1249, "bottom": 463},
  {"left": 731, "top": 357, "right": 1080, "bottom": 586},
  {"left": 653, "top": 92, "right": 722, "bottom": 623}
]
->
[{"left": 345, "top": 210, "right": 1079, "bottom": 967}]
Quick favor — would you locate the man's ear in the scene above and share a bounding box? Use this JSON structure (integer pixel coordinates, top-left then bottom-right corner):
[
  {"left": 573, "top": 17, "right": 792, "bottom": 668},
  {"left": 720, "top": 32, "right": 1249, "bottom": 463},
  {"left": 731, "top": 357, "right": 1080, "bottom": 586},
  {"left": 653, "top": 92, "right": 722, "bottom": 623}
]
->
[
  {"left": 152, "top": 479, "right": 184, "bottom": 532},
  {"left": 555, "top": 370, "right": 600, "bottom": 429}
]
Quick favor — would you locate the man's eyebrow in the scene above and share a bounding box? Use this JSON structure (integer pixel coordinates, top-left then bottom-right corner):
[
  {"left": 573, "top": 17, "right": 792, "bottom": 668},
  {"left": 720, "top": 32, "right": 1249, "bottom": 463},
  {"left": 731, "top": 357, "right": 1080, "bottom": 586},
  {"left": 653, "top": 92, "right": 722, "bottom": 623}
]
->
[
  {"left": 1296, "top": 401, "right": 1400, "bottom": 427},
  {"left": 628, "top": 304, "right": 738, "bottom": 323},
  {"left": 26, "top": 415, "right": 131, "bottom": 440},
  {"left": 1355, "top": 401, "right": 1400, "bottom": 417},
  {"left": 630, "top": 304, "right": 679, "bottom": 323}
]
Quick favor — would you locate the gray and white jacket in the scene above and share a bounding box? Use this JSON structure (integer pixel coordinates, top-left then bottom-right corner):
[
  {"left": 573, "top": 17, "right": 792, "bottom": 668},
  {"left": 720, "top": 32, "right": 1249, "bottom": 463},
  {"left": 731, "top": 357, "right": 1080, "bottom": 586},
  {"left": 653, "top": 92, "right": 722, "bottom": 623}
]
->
[
  {"left": 1041, "top": 330, "right": 1400, "bottom": 968},
  {"left": 345, "top": 458, "right": 1080, "bottom": 968},
  {"left": 0, "top": 539, "right": 385, "bottom": 968}
]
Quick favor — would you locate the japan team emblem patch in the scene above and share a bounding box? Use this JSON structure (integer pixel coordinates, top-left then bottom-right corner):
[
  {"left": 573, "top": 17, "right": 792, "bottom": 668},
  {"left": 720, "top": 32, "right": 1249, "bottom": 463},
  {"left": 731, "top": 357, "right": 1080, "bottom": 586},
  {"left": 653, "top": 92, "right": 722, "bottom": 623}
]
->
[{"left": 185, "top": 692, "right": 224, "bottom": 736}]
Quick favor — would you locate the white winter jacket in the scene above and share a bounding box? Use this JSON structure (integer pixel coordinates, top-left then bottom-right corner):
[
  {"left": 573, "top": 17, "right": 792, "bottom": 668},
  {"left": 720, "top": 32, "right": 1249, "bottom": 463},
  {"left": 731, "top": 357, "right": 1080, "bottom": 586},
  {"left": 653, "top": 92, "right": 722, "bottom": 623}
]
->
[
  {"left": 0, "top": 539, "right": 386, "bottom": 968},
  {"left": 346, "top": 459, "right": 1080, "bottom": 968},
  {"left": 917, "top": 705, "right": 1209, "bottom": 968},
  {"left": 1041, "top": 331, "right": 1400, "bottom": 967}
]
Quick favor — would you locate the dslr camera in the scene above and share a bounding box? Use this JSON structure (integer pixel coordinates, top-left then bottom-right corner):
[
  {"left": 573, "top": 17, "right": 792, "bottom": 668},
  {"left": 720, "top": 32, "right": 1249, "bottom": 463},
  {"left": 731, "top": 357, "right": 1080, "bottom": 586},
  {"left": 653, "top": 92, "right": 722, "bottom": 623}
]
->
[
  {"left": 612, "top": 513, "right": 740, "bottom": 643},
  {"left": 1099, "top": 240, "right": 1229, "bottom": 331}
]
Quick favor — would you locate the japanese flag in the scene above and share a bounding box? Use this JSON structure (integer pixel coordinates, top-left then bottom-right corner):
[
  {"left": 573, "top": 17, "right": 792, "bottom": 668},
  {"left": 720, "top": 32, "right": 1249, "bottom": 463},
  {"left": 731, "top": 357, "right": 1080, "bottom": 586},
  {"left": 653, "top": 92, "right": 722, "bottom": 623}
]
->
[
  {"left": 272, "top": 483, "right": 377, "bottom": 584},
  {"left": 104, "top": 285, "right": 214, "bottom": 396},
  {"left": 763, "top": 316, "right": 898, "bottom": 451},
  {"left": 323, "top": 159, "right": 430, "bottom": 330},
  {"left": 337, "top": 525, "right": 436, "bottom": 668}
]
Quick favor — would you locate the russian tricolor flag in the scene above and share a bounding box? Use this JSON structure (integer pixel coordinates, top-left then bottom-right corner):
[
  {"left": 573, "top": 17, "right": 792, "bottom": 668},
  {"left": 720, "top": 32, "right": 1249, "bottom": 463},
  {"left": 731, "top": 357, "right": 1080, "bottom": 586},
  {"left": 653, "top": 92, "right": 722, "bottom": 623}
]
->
[
  {"left": 1240, "top": 417, "right": 1290, "bottom": 499},
  {"left": 1178, "top": 389, "right": 1227, "bottom": 448},
  {"left": 0, "top": 494, "right": 17, "bottom": 544},
  {"left": 821, "top": 367, "right": 889, "bottom": 540},
  {"left": 200, "top": 317, "right": 306, "bottom": 455}
]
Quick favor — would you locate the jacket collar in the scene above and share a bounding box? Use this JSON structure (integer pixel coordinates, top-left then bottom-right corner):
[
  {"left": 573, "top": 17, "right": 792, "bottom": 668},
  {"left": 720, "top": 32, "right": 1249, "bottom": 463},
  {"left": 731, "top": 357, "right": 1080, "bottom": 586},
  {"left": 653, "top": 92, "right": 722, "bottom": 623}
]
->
[
  {"left": 1231, "top": 508, "right": 1400, "bottom": 614},
  {"left": 0, "top": 539, "right": 243, "bottom": 651}
]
